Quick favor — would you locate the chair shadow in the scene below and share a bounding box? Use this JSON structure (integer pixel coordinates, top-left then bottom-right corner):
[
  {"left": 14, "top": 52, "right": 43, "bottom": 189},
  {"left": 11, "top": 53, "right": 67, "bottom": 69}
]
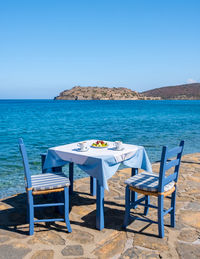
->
[
  {"left": 71, "top": 207, "right": 160, "bottom": 238},
  {"left": 0, "top": 191, "right": 160, "bottom": 238},
  {"left": 181, "top": 160, "right": 200, "bottom": 165},
  {"left": 0, "top": 192, "right": 75, "bottom": 236}
]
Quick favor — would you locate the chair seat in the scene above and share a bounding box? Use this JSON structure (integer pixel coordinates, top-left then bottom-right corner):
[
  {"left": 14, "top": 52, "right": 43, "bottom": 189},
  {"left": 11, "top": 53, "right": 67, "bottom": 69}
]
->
[
  {"left": 31, "top": 172, "right": 70, "bottom": 191},
  {"left": 125, "top": 173, "right": 175, "bottom": 193}
]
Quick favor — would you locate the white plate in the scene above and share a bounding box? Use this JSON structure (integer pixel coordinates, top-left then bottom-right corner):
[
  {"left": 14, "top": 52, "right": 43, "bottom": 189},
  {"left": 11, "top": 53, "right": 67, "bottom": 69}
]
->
[
  {"left": 91, "top": 145, "right": 109, "bottom": 149},
  {"left": 77, "top": 148, "right": 89, "bottom": 152}
]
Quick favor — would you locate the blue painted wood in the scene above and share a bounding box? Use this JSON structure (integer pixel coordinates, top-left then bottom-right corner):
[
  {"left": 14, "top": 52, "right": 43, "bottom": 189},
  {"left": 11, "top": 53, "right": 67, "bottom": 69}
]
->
[
  {"left": 96, "top": 180, "right": 104, "bottom": 230},
  {"left": 124, "top": 141, "right": 184, "bottom": 238},
  {"left": 28, "top": 190, "right": 34, "bottom": 235},
  {"left": 34, "top": 218, "right": 65, "bottom": 223},
  {"left": 166, "top": 146, "right": 183, "bottom": 159},
  {"left": 41, "top": 153, "right": 47, "bottom": 174},
  {"left": 163, "top": 207, "right": 173, "bottom": 216},
  {"left": 134, "top": 202, "right": 157, "bottom": 209},
  {"left": 19, "top": 138, "right": 32, "bottom": 189},
  {"left": 129, "top": 196, "right": 146, "bottom": 208},
  {"left": 170, "top": 188, "right": 176, "bottom": 227},
  {"left": 69, "top": 162, "right": 74, "bottom": 195},
  {"left": 144, "top": 195, "right": 150, "bottom": 216},
  {"left": 90, "top": 176, "right": 96, "bottom": 196},
  {"left": 33, "top": 203, "right": 64, "bottom": 208},
  {"left": 123, "top": 186, "right": 130, "bottom": 228},
  {"left": 158, "top": 146, "right": 168, "bottom": 193},
  {"left": 164, "top": 173, "right": 177, "bottom": 185},
  {"left": 19, "top": 138, "right": 72, "bottom": 235},
  {"left": 131, "top": 168, "right": 138, "bottom": 208},
  {"left": 174, "top": 140, "right": 184, "bottom": 182},
  {"left": 158, "top": 195, "right": 164, "bottom": 238},
  {"left": 41, "top": 153, "right": 62, "bottom": 174},
  {"left": 165, "top": 159, "right": 179, "bottom": 171},
  {"left": 159, "top": 140, "right": 184, "bottom": 193},
  {"left": 64, "top": 187, "right": 72, "bottom": 232}
]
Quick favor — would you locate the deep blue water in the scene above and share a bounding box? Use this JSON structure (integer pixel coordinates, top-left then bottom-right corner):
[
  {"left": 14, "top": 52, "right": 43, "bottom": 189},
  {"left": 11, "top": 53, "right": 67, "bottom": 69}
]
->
[{"left": 0, "top": 100, "right": 200, "bottom": 199}]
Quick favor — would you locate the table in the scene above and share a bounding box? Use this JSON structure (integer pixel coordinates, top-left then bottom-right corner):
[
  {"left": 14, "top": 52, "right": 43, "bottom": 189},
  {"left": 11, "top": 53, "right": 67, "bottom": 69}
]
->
[{"left": 44, "top": 140, "right": 152, "bottom": 230}]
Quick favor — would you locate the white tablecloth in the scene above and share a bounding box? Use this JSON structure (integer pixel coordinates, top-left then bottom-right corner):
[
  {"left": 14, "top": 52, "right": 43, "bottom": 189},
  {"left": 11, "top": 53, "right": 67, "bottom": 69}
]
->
[{"left": 44, "top": 140, "right": 152, "bottom": 190}]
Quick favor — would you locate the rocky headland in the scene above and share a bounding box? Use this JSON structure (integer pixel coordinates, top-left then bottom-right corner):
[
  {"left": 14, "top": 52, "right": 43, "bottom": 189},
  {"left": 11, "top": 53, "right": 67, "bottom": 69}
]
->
[
  {"left": 54, "top": 83, "right": 200, "bottom": 100},
  {"left": 142, "top": 83, "right": 200, "bottom": 100},
  {"left": 54, "top": 86, "right": 160, "bottom": 100}
]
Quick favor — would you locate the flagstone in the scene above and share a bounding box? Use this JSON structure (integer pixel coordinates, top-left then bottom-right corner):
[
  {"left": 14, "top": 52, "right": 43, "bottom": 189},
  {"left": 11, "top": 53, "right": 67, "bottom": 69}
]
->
[
  {"left": 61, "top": 245, "right": 84, "bottom": 256},
  {"left": 31, "top": 250, "right": 54, "bottom": 259},
  {"left": 179, "top": 211, "right": 200, "bottom": 229},
  {"left": 0, "top": 243, "right": 31, "bottom": 259},
  {"left": 27, "top": 231, "right": 65, "bottom": 245},
  {"left": 0, "top": 236, "right": 10, "bottom": 243},
  {"left": 176, "top": 242, "right": 200, "bottom": 259},
  {"left": 93, "top": 231, "right": 126, "bottom": 259},
  {"left": 178, "top": 228, "right": 200, "bottom": 242},
  {"left": 68, "top": 229, "right": 94, "bottom": 244}
]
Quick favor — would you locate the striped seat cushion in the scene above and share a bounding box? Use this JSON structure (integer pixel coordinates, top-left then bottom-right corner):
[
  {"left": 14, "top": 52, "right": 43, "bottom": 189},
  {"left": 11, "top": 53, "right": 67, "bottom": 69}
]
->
[
  {"left": 31, "top": 172, "right": 70, "bottom": 191},
  {"left": 125, "top": 173, "right": 175, "bottom": 192}
]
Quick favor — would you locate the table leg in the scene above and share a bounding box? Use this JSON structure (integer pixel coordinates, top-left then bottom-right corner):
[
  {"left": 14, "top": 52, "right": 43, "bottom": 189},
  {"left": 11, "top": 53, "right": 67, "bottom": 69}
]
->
[
  {"left": 96, "top": 180, "right": 104, "bottom": 230},
  {"left": 41, "top": 153, "right": 47, "bottom": 174},
  {"left": 131, "top": 168, "right": 138, "bottom": 208},
  {"left": 69, "top": 162, "right": 74, "bottom": 195},
  {"left": 90, "top": 177, "right": 96, "bottom": 196},
  {"left": 41, "top": 153, "right": 62, "bottom": 173}
]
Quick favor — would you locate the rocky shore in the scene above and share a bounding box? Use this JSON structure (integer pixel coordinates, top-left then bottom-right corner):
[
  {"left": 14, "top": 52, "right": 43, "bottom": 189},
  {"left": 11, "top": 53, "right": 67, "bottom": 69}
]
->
[
  {"left": 54, "top": 86, "right": 161, "bottom": 100},
  {"left": 0, "top": 153, "right": 199, "bottom": 258}
]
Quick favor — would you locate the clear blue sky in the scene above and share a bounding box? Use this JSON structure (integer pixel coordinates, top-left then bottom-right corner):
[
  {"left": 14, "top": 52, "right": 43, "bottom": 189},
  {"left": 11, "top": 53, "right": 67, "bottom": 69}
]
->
[{"left": 0, "top": 0, "right": 199, "bottom": 99}]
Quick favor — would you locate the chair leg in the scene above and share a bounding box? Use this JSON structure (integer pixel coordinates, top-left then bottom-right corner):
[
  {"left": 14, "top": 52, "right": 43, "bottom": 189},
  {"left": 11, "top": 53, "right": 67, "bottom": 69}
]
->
[
  {"left": 158, "top": 195, "right": 164, "bottom": 238},
  {"left": 28, "top": 191, "right": 34, "bottom": 235},
  {"left": 170, "top": 188, "right": 176, "bottom": 228},
  {"left": 131, "top": 168, "right": 138, "bottom": 208},
  {"left": 26, "top": 196, "right": 29, "bottom": 223},
  {"left": 144, "top": 195, "right": 150, "bottom": 216},
  {"left": 124, "top": 186, "right": 130, "bottom": 228},
  {"left": 64, "top": 187, "right": 72, "bottom": 233},
  {"left": 131, "top": 191, "right": 138, "bottom": 209}
]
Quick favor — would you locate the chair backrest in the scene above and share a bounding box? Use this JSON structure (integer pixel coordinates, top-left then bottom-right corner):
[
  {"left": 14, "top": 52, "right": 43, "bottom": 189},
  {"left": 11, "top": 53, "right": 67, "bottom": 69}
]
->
[
  {"left": 18, "top": 138, "right": 32, "bottom": 189},
  {"left": 158, "top": 140, "right": 184, "bottom": 192}
]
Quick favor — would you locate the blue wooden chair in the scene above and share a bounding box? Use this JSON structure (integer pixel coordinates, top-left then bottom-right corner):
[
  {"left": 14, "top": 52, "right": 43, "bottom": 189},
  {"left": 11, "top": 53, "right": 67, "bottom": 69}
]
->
[
  {"left": 18, "top": 138, "right": 72, "bottom": 235},
  {"left": 124, "top": 141, "right": 184, "bottom": 238}
]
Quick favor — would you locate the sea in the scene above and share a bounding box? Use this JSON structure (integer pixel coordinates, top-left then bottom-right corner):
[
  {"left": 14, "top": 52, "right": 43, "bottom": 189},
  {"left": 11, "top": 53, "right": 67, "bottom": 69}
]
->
[{"left": 0, "top": 99, "right": 200, "bottom": 199}]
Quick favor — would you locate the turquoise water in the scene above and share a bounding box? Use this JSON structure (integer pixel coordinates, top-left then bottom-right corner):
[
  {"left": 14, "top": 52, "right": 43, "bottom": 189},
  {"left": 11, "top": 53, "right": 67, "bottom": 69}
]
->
[{"left": 0, "top": 100, "right": 200, "bottom": 199}]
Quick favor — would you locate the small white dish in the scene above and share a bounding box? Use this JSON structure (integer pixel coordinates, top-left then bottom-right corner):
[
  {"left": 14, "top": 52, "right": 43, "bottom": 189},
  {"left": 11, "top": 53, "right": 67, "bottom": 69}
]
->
[
  {"left": 114, "top": 141, "right": 123, "bottom": 150},
  {"left": 91, "top": 145, "right": 108, "bottom": 149},
  {"left": 77, "top": 147, "right": 89, "bottom": 152}
]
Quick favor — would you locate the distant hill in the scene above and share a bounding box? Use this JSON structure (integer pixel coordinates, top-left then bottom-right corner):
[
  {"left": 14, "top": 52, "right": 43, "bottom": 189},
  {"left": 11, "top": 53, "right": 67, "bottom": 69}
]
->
[
  {"left": 54, "top": 86, "right": 160, "bottom": 100},
  {"left": 141, "top": 83, "right": 200, "bottom": 100}
]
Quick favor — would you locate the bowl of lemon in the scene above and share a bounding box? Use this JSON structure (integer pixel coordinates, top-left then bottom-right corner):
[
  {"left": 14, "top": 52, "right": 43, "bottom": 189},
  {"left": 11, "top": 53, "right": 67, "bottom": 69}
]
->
[{"left": 91, "top": 140, "right": 108, "bottom": 148}]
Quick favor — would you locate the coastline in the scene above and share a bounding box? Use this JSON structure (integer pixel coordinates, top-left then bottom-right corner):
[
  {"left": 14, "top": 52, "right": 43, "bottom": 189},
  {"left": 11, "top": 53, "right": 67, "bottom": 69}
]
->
[
  {"left": 54, "top": 84, "right": 200, "bottom": 100},
  {"left": 0, "top": 99, "right": 200, "bottom": 199}
]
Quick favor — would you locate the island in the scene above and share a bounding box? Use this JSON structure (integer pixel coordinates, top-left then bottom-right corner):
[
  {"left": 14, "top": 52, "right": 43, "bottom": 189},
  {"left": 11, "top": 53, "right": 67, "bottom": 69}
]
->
[
  {"left": 54, "top": 83, "right": 200, "bottom": 100},
  {"left": 54, "top": 86, "right": 160, "bottom": 100}
]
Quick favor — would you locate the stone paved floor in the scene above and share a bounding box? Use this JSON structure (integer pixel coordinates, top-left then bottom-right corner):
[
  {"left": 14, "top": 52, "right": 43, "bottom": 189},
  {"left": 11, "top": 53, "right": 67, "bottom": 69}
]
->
[{"left": 0, "top": 153, "right": 200, "bottom": 259}]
